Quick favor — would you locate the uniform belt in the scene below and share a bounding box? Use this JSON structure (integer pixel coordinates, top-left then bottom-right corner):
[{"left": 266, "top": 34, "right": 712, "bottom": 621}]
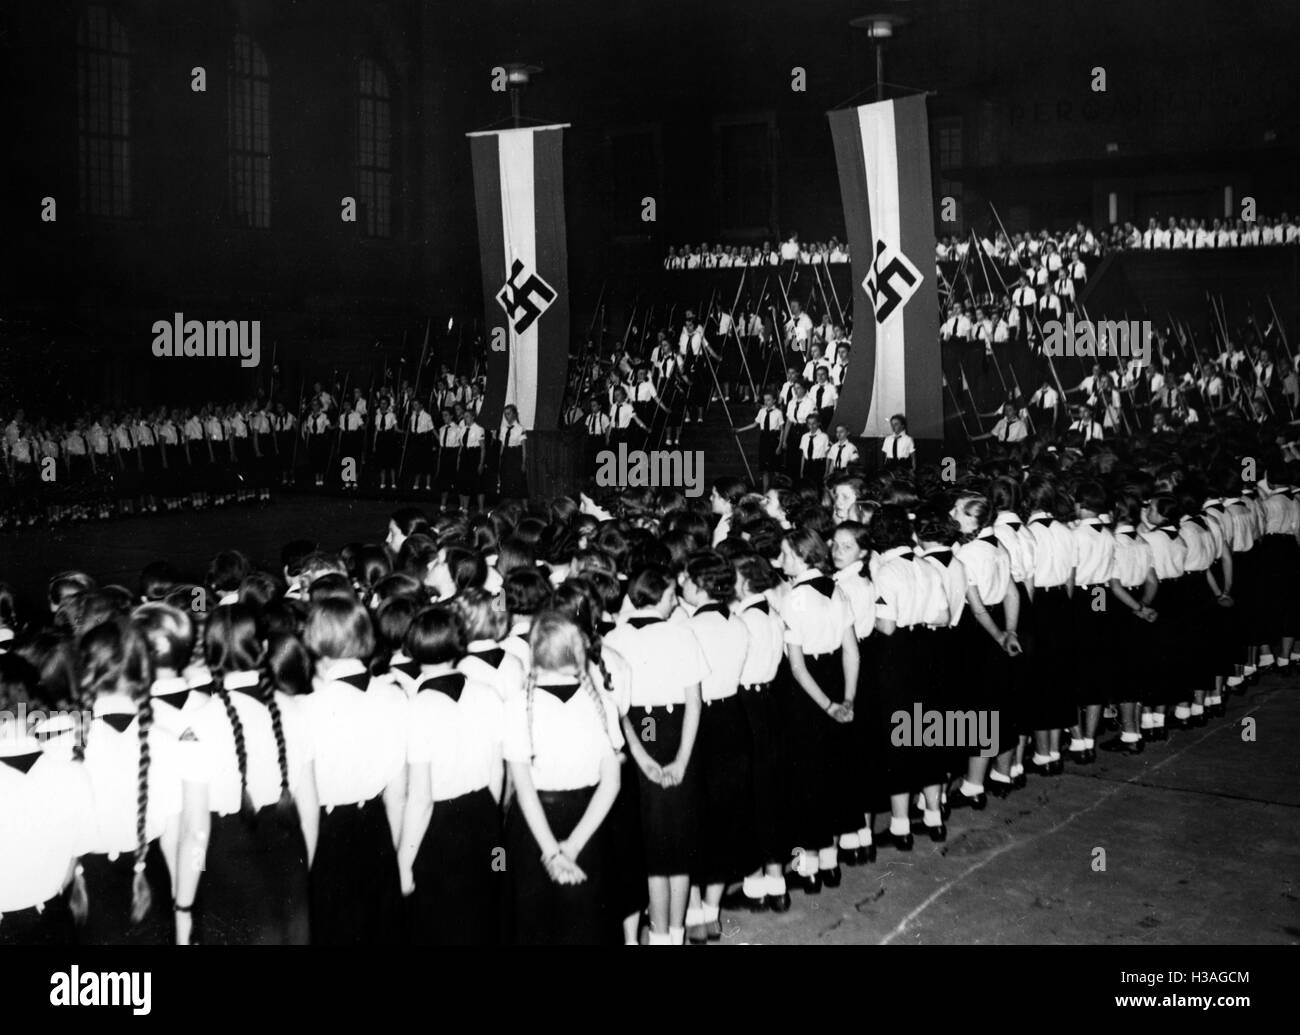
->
[
  {"left": 632, "top": 703, "right": 681, "bottom": 713},
  {"left": 741, "top": 682, "right": 771, "bottom": 692},
  {"left": 703, "top": 693, "right": 738, "bottom": 706}
]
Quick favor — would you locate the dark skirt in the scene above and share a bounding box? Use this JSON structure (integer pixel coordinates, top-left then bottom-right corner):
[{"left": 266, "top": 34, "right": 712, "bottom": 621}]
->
[
  {"left": 693, "top": 695, "right": 758, "bottom": 885},
  {"left": 499, "top": 445, "right": 527, "bottom": 498},
  {"left": 1256, "top": 535, "right": 1296, "bottom": 644},
  {"left": 780, "top": 647, "right": 857, "bottom": 845},
  {"left": 505, "top": 785, "right": 619, "bottom": 946},
  {"left": 340, "top": 430, "right": 364, "bottom": 468},
  {"left": 196, "top": 803, "right": 310, "bottom": 946},
  {"left": 77, "top": 838, "right": 174, "bottom": 945},
  {"left": 883, "top": 627, "right": 956, "bottom": 792},
  {"left": 1004, "top": 582, "right": 1036, "bottom": 736},
  {"left": 0, "top": 892, "right": 74, "bottom": 947},
  {"left": 1147, "top": 576, "right": 1191, "bottom": 705},
  {"left": 608, "top": 756, "right": 648, "bottom": 920},
  {"left": 435, "top": 445, "right": 459, "bottom": 488},
  {"left": 307, "top": 435, "right": 329, "bottom": 475},
  {"left": 409, "top": 787, "right": 502, "bottom": 946},
  {"left": 408, "top": 433, "right": 434, "bottom": 475},
  {"left": 1025, "top": 586, "right": 1078, "bottom": 729},
  {"left": 758, "top": 430, "right": 781, "bottom": 473},
  {"left": 276, "top": 432, "right": 296, "bottom": 468},
  {"left": 628, "top": 704, "right": 700, "bottom": 875},
  {"left": 1070, "top": 588, "right": 1113, "bottom": 707},
  {"left": 738, "top": 679, "right": 787, "bottom": 860},
  {"left": 311, "top": 795, "right": 404, "bottom": 946},
  {"left": 376, "top": 429, "right": 399, "bottom": 467},
  {"left": 1107, "top": 585, "right": 1155, "bottom": 703},
  {"left": 456, "top": 445, "right": 481, "bottom": 493}
]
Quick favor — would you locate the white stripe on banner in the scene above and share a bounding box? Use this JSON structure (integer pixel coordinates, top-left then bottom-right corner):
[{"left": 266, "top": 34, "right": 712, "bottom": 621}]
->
[
  {"left": 857, "top": 102, "right": 903, "bottom": 438},
  {"left": 498, "top": 129, "right": 539, "bottom": 427}
]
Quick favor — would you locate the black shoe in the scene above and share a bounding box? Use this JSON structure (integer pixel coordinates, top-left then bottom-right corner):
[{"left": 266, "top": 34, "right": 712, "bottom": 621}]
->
[
  {"left": 721, "top": 888, "right": 761, "bottom": 912},
  {"left": 1149, "top": 726, "right": 1168, "bottom": 742},
  {"left": 1168, "top": 714, "right": 1191, "bottom": 731},
  {"left": 800, "top": 872, "right": 823, "bottom": 895},
  {"left": 988, "top": 780, "right": 1014, "bottom": 799},
  {"left": 1082, "top": 747, "right": 1097, "bottom": 765},
  {"left": 949, "top": 790, "right": 987, "bottom": 811},
  {"left": 1026, "top": 758, "right": 1053, "bottom": 777},
  {"left": 926, "top": 822, "right": 947, "bottom": 843},
  {"left": 863, "top": 843, "right": 877, "bottom": 864},
  {"left": 767, "top": 892, "right": 792, "bottom": 913},
  {"left": 1208, "top": 702, "right": 1226, "bottom": 718},
  {"left": 1189, "top": 712, "right": 1207, "bottom": 728},
  {"left": 1047, "top": 759, "right": 1064, "bottom": 776},
  {"left": 821, "top": 866, "right": 843, "bottom": 889},
  {"left": 841, "top": 847, "right": 865, "bottom": 866},
  {"left": 1013, "top": 772, "right": 1027, "bottom": 789},
  {"left": 1067, "top": 748, "right": 1089, "bottom": 766},
  {"left": 887, "top": 831, "right": 914, "bottom": 852}
]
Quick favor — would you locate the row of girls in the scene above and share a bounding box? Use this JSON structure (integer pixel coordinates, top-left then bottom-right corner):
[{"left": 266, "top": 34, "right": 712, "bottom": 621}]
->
[{"left": 3, "top": 432, "right": 1298, "bottom": 945}]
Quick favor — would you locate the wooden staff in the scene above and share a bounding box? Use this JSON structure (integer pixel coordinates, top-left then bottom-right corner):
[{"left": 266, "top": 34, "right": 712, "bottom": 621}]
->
[{"left": 397, "top": 320, "right": 432, "bottom": 483}]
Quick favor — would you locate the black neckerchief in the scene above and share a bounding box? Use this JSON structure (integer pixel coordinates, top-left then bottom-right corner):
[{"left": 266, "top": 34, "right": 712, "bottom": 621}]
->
[
  {"left": 800, "top": 575, "right": 835, "bottom": 598},
  {"left": 626, "top": 615, "right": 663, "bottom": 629},
  {"left": 98, "top": 713, "right": 136, "bottom": 734},
  {"left": 416, "top": 673, "right": 466, "bottom": 701},
  {"left": 1030, "top": 516, "right": 1052, "bottom": 527},
  {"left": 925, "top": 548, "right": 954, "bottom": 566},
  {"left": 743, "top": 599, "right": 770, "bottom": 615},
  {"left": 0, "top": 752, "right": 41, "bottom": 774},
  {"left": 693, "top": 601, "right": 729, "bottom": 619},
  {"left": 155, "top": 688, "right": 190, "bottom": 710},
  {"left": 537, "top": 682, "right": 580, "bottom": 703},
  {"left": 391, "top": 659, "right": 421, "bottom": 679},
  {"left": 334, "top": 670, "right": 370, "bottom": 692},
  {"left": 225, "top": 682, "right": 263, "bottom": 701},
  {"left": 468, "top": 646, "right": 507, "bottom": 669}
]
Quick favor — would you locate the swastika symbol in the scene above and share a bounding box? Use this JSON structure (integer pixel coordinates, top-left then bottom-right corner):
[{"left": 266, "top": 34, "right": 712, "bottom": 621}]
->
[
  {"left": 863, "top": 239, "right": 923, "bottom": 324},
  {"left": 496, "top": 259, "right": 557, "bottom": 335}
]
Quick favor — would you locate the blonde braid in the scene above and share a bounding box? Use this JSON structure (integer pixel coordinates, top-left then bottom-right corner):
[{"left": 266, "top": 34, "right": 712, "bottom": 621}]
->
[{"left": 524, "top": 669, "right": 537, "bottom": 766}]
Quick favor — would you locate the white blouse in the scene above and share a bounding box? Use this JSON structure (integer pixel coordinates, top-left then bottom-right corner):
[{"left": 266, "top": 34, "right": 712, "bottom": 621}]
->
[
  {"left": 406, "top": 671, "right": 503, "bottom": 802},
  {"left": 81, "top": 696, "right": 183, "bottom": 855},
  {"left": 781, "top": 570, "right": 854, "bottom": 656},
  {"left": 687, "top": 605, "right": 750, "bottom": 703},
  {"left": 604, "top": 612, "right": 710, "bottom": 708},
  {"left": 503, "top": 678, "right": 623, "bottom": 792},
  {"left": 302, "top": 659, "right": 408, "bottom": 809},
  {"left": 0, "top": 736, "right": 95, "bottom": 911},
  {"left": 178, "top": 673, "right": 315, "bottom": 817},
  {"left": 735, "top": 595, "right": 785, "bottom": 685}
]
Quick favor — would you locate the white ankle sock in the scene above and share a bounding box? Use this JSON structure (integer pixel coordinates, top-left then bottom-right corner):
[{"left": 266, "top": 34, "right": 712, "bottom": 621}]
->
[
  {"left": 960, "top": 779, "right": 984, "bottom": 797},
  {"left": 839, "top": 832, "right": 861, "bottom": 850},
  {"left": 889, "top": 816, "right": 910, "bottom": 836},
  {"left": 1174, "top": 705, "right": 1191, "bottom": 720},
  {"left": 668, "top": 926, "right": 685, "bottom": 945},
  {"left": 817, "top": 846, "right": 838, "bottom": 869},
  {"left": 858, "top": 826, "right": 873, "bottom": 846},
  {"left": 647, "top": 931, "right": 672, "bottom": 945},
  {"left": 1121, "top": 731, "right": 1142, "bottom": 743},
  {"left": 743, "top": 875, "right": 766, "bottom": 899},
  {"left": 701, "top": 903, "right": 719, "bottom": 923},
  {"left": 1190, "top": 703, "right": 1204, "bottom": 716},
  {"left": 685, "top": 907, "right": 706, "bottom": 927},
  {"left": 763, "top": 874, "right": 787, "bottom": 896},
  {"left": 923, "top": 809, "right": 943, "bottom": 827},
  {"left": 989, "top": 770, "right": 1012, "bottom": 784}
]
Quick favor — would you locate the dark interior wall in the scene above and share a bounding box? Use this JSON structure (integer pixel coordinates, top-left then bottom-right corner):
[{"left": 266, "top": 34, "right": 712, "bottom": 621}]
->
[{"left": 1, "top": 0, "right": 1297, "bottom": 408}]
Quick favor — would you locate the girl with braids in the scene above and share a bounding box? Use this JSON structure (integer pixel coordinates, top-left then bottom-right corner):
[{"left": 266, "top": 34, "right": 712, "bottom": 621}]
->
[
  {"left": 990, "top": 475, "right": 1037, "bottom": 788},
  {"left": 398, "top": 605, "right": 505, "bottom": 945},
  {"left": 73, "top": 617, "right": 181, "bottom": 944},
  {"left": 134, "top": 602, "right": 209, "bottom": 741},
  {"left": 504, "top": 611, "right": 623, "bottom": 945},
  {"left": 605, "top": 565, "right": 707, "bottom": 944},
  {"left": 301, "top": 598, "right": 407, "bottom": 945},
  {"left": 774, "top": 528, "right": 859, "bottom": 889},
  {"left": 0, "top": 654, "right": 94, "bottom": 946},
  {"left": 550, "top": 578, "right": 644, "bottom": 943},
  {"left": 679, "top": 550, "right": 754, "bottom": 943},
  {"left": 454, "top": 587, "right": 525, "bottom": 702},
  {"left": 173, "top": 604, "right": 319, "bottom": 946},
  {"left": 1064, "top": 480, "right": 1116, "bottom": 766}
]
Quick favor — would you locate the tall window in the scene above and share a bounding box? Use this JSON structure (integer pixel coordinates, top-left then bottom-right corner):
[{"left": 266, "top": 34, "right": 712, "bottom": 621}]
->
[
  {"left": 76, "top": 6, "right": 131, "bottom": 217},
  {"left": 935, "top": 117, "right": 964, "bottom": 232},
  {"left": 357, "top": 58, "right": 392, "bottom": 238},
  {"left": 228, "top": 33, "right": 271, "bottom": 228}
]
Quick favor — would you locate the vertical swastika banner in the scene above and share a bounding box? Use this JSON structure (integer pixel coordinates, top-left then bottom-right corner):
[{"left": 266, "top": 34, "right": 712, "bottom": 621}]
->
[
  {"left": 828, "top": 96, "right": 942, "bottom": 439},
  {"left": 468, "top": 124, "right": 571, "bottom": 430}
]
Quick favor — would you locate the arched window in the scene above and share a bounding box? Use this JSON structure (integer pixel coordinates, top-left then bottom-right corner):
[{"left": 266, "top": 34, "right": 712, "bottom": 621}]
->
[
  {"left": 228, "top": 32, "right": 271, "bottom": 228},
  {"left": 76, "top": 5, "right": 131, "bottom": 217},
  {"left": 357, "top": 58, "right": 392, "bottom": 238}
]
